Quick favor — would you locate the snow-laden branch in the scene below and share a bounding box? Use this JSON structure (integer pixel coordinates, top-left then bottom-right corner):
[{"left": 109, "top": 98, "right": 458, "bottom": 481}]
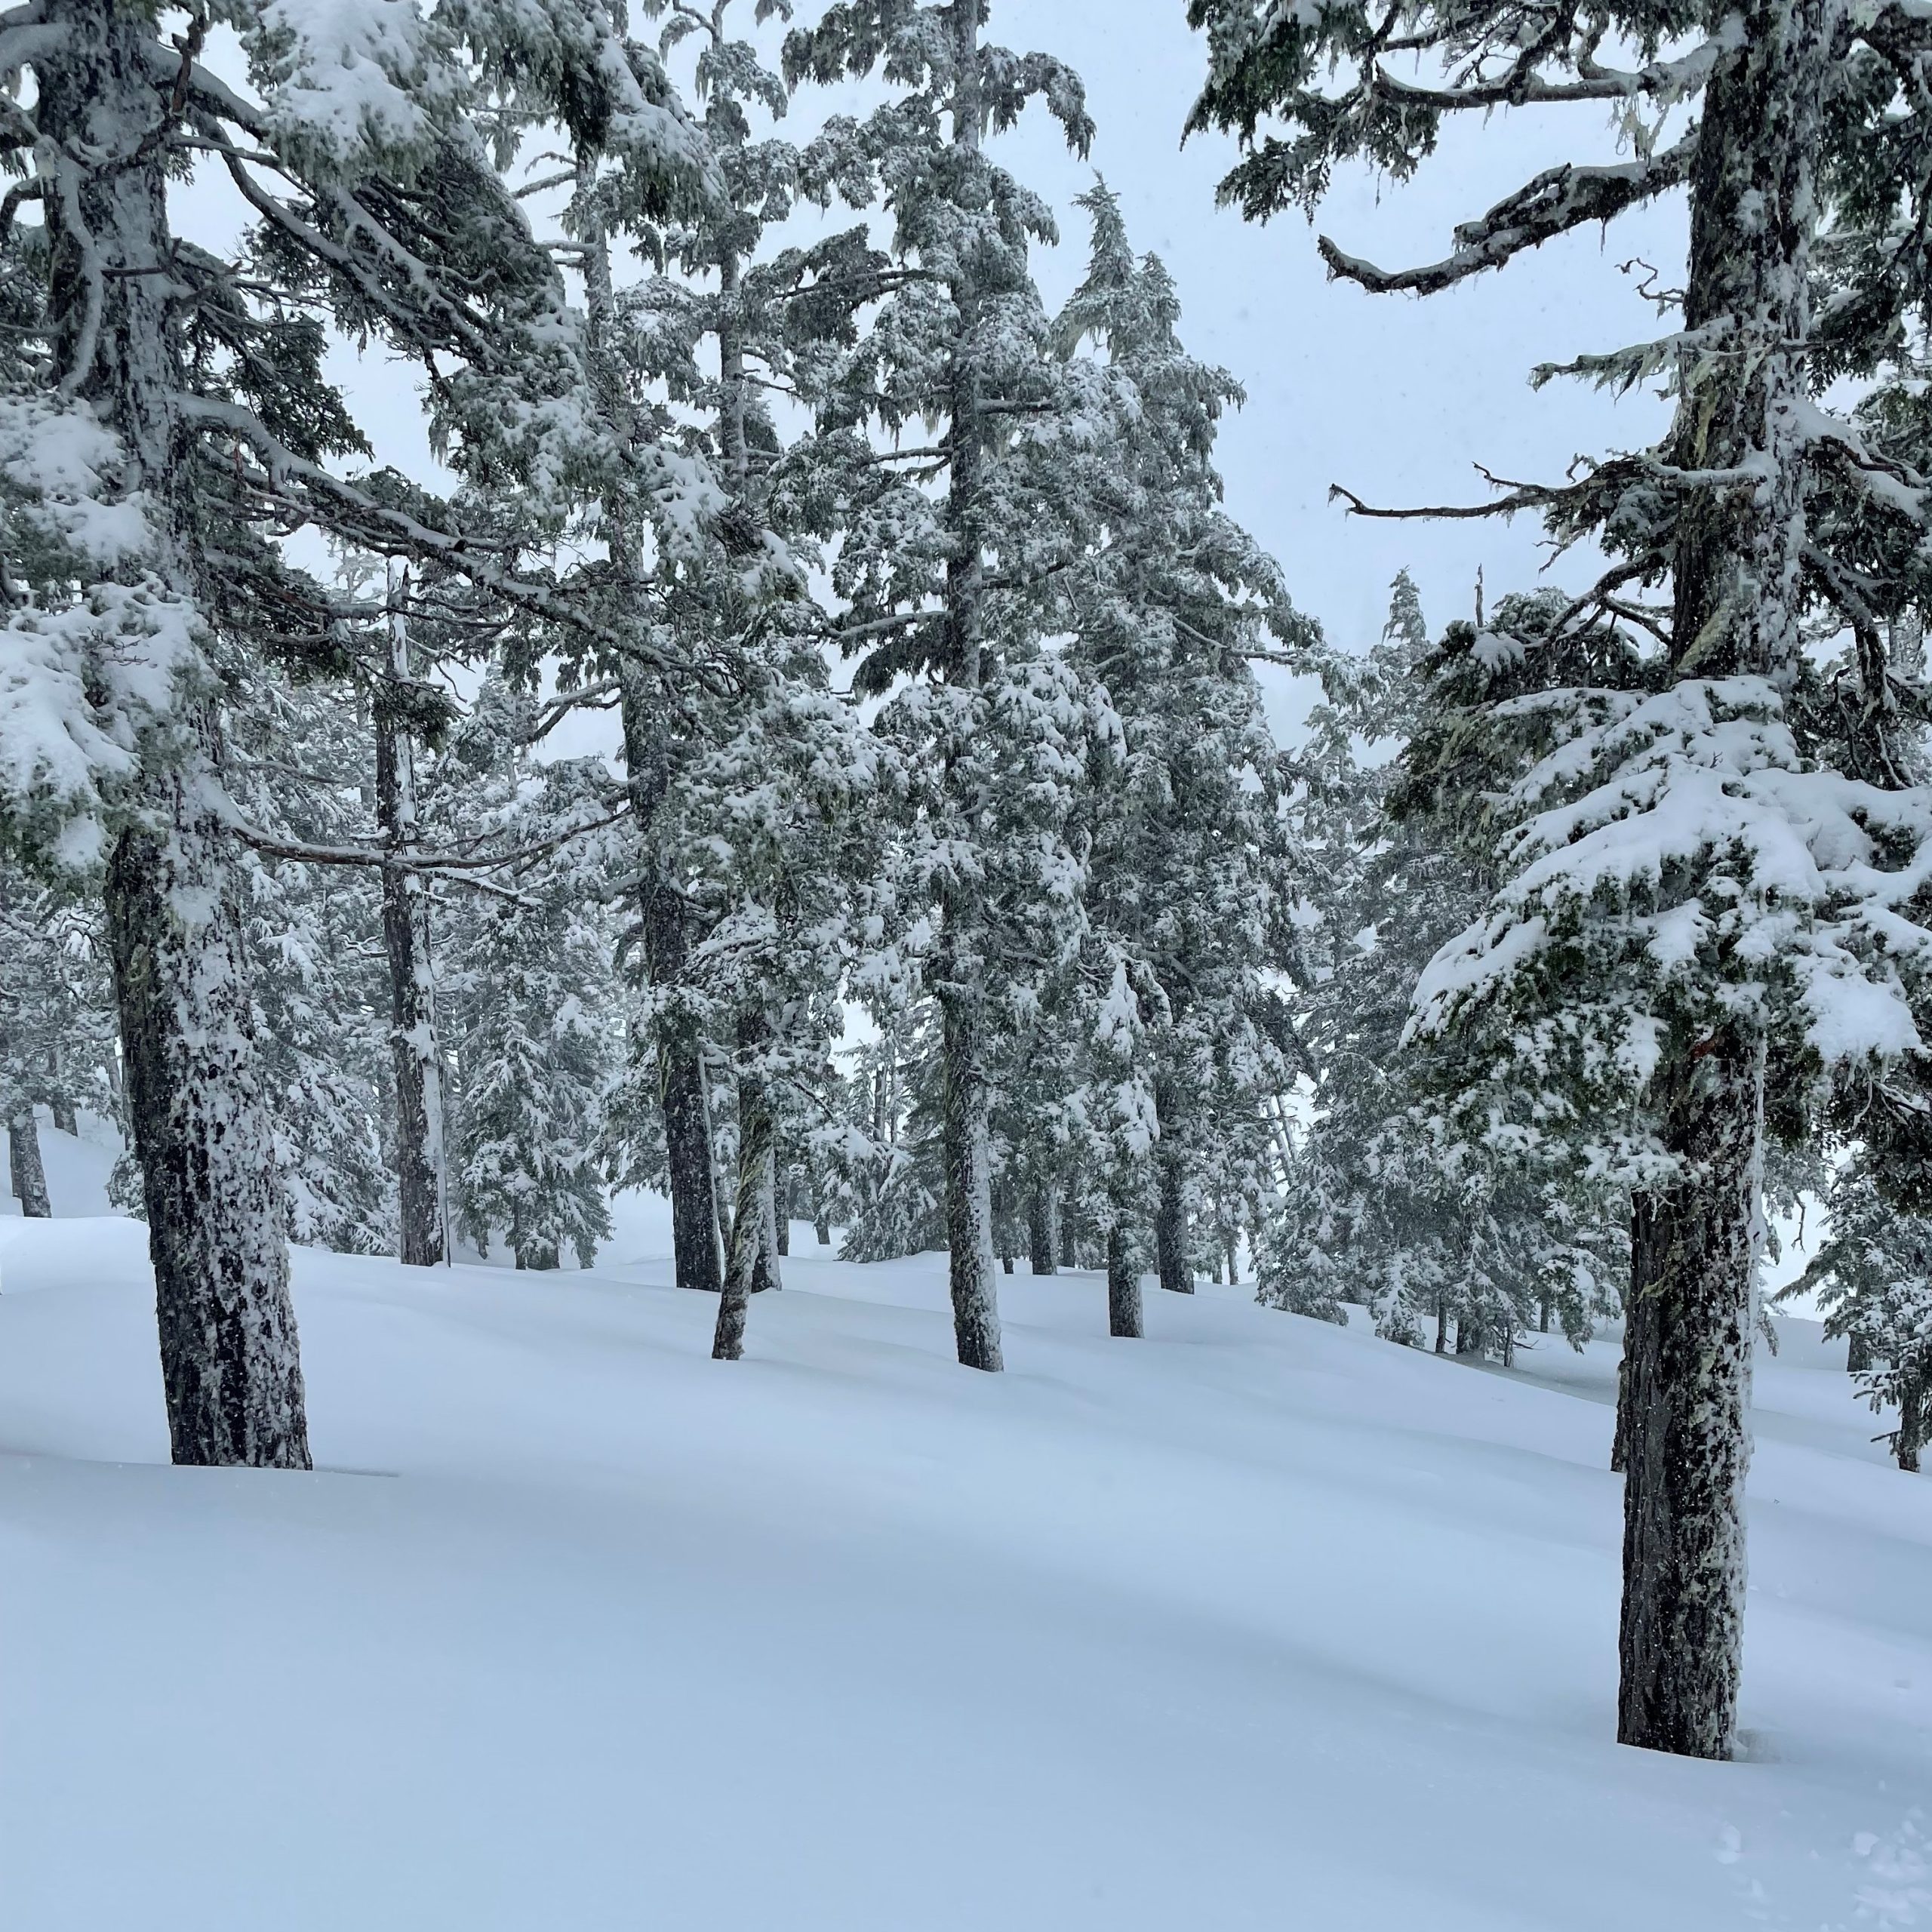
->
[
  {"left": 170, "top": 395, "right": 702, "bottom": 679},
  {"left": 1319, "top": 137, "right": 1697, "bottom": 297},
  {"left": 235, "top": 804, "right": 629, "bottom": 878},
  {"left": 1370, "top": 29, "right": 1727, "bottom": 115}
]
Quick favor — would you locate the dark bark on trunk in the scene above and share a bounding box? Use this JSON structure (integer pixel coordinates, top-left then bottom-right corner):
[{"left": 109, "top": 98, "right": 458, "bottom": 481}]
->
[
  {"left": 940, "top": 991, "right": 1003, "bottom": 1371},
  {"left": 1152, "top": 1085, "right": 1192, "bottom": 1294},
  {"left": 1455, "top": 1315, "right": 1481, "bottom": 1358},
  {"left": 1614, "top": 0, "right": 1829, "bottom": 1759},
  {"left": 1028, "top": 1189, "right": 1055, "bottom": 1273},
  {"left": 661, "top": 1035, "right": 721, "bottom": 1294},
  {"left": 926, "top": 6, "right": 1001, "bottom": 1376},
  {"left": 43, "top": 0, "right": 309, "bottom": 1468},
  {"left": 1107, "top": 1218, "right": 1143, "bottom": 1339},
  {"left": 1847, "top": 1331, "right": 1873, "bottom": 1374},
  {"left": 585, "top": 161, "right": 721, "bottom": 1302},
  {"left": 1897, "top": 1372, "right": 1926, "bottom": 1475},
  {"left": 8, "top": 1108, "right": 51, "bottom": 1217},
  {"left": 48, "top": 1048, "right": 78, "bottom": 1137},
  {"left": 1154, "top": 1159, "right": 1191, "bottom": 1294},
  {"left": 375, "top": 573, "right": 447, "bottom": 1268},
  {"left": 1617, "top": 1032, "right": 1762, "bottom": 1759},
  {"left": 1435, "top": 1297, "right": 1448, "bottom": 1355},
  {"left": 1538, "top": 1296, "right": 1552, "bottom": 1335},
  {"left": 713, "top": 1045, "right": 774, "bottom": 1362},
  {"left": 107, "top": 811, "right": 311, "bottom": 1469},
  {"left": 752, "top": 1126, "right": 780, "bottom": 1295}
]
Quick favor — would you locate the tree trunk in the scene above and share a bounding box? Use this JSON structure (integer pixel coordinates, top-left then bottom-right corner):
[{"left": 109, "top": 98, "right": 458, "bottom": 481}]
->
[
  {"left": 924, "top": 5, "right": 1001, "bottom": 1376},
  {"left": 48, "top": 1046, "right": 78, "bottom": 1137},
  {"left": 1152, "top": 1086, "right": 1192, "bottom": 1294},
  {"left": 1897, "top": 1371, "right": 1926, "bottom": 1475},
  {"left": 42, "top": 0, "right": 308, "bottom": 1469},
  {"left": 661, "top": 1035, "right": 722, "bottom": 1294},
  {"left": 776, "top": 1169, "right": 792, "bottom": 1257},
  {"left": 107, "top": 807, "right": 311, "bottom": 1468},
  {"left": 1028, "top": 1189, "right": 1056, "bottom": 1273},
  {"left": 713, "top": 1054, "right": 774, "bottom": 1362},
  {"left": 1538, "top": 1295, "right": 1552, "bottom": 1335},
  {"left": 1614, "top": 0, "right": 1828, "bottom": 1759},
  {"left": 752, "top": 1124, "right": 780, "bottom": 1295},
  {"left": 1455, "top": 1315, "right": 1481, "bottom": 1358},
  {"left": 1435, "top": 1297, "right": 1448, "bottom": 1356},
  {"left": 582, "top": 152, "right": 721, "bottom": 1300},
  {"left": 1847, "top": 1330, "right": 1873, "bottom": 1374},
  {"left": 940, "top": 991, "right": 1002, "bottom": 1372},
  {"left": 1617, "top": 1032, "right": 1762, "bottom": 1759},
  {"left": 375, "top": 567, "right": 448, "bottom": 1267},
  {"left": 8, "top": 1108, "right": 51, "bottom": 1218},
  {"left": 1107, "top": 1216, "right": 1143, "bottom": 1340}
]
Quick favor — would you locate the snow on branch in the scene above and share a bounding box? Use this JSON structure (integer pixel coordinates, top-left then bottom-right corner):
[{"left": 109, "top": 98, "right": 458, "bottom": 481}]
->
[{"left": 1318, "top": 137, "right": 1697, "bottom": 297}]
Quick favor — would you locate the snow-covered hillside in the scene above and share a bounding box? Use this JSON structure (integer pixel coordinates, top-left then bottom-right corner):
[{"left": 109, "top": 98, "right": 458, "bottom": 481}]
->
[{"left": 2, "top": 1214, "right": 1927, "bottom": 1931}]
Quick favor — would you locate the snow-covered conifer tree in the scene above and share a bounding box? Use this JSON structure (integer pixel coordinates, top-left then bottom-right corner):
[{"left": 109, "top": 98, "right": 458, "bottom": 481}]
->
[
  {"left": 1054, "top": 183, "right": 1310, "bottom": 1306},
  {"left": 783, "top": 0, "right": 1112, "bottom": 1371},
  {"left": 1269, "top": 580, "right": 1625, "bottom": 1353},
  {"left": 438, "top": 677, "right": 620, "bottom": 1272},
  {"left": 0, "top": 0, "right": 711, "bottom": 1464},
  {"left": 1787, "top": 1153, "right": 1932, "bottom": 1472},
  {"left": 1188, "top": 0, "right": 1932, "bottom": 1758}
]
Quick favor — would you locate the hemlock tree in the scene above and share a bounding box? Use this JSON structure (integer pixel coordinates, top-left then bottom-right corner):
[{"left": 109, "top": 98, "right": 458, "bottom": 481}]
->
[
  {"left": 1189, "top": 0, "right": 1932, "bottom": 1758},
  {"left": 438, "top": 677, "right": 620, "bottom": 1272},
  {"left": 1269, "top": 580, "right": 1625, "bottom": 1354},
  {"left": 1055, "top": 182, "right": 1310, "bottom": 1306},
  {"left": 0, "top": 0, "right": 711, "bottom": 1466},
  {"left": 1788, "top": 1151, "right": 1932, "bottom": 1472},
  {"left": 784, "top": 0, "right": 1115, "bottom": 1371},
  {"left": 0, "top": 863, "right": 114, "bottom": 1217},
  {"left": 227, "top": 667, "right": 397, "bottom": 1256}
]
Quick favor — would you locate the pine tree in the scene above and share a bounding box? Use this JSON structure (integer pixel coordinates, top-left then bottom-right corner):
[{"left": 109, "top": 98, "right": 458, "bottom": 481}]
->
[
  {"left": 784, "top": 0, "right": 1107, "bottom": 1371},
  {"left": 1188, "top": 0, "right": 1932, "bottom": 1758}
]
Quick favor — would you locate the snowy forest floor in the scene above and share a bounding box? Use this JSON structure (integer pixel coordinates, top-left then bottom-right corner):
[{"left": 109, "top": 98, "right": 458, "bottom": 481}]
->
[{"left": 3, "top": 1128, "right": 1930, "bottom": 1929}]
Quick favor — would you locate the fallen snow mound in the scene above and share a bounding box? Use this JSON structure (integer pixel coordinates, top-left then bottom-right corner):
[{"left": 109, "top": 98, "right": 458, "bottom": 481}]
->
[{"left": 2, "top": 1215, "right": 1927, "bottom": 1930}]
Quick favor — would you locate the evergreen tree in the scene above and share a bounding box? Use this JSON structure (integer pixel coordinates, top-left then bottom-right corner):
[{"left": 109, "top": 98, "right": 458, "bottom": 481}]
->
[
  {"left": 438, "top": 678, "right": 620, "bottom": 1272},
  {"left": 1054, "top": 183, "right": 1311, "bottom": 1311},
  {"left": 1788, "top": 1152, "right": 1932, "bottom": 1472},
  {"left": 1269, "top": 579, "right": 1624, "bottom": 1354},
  {"left": 0, "top": 0, "right": 711, "bottom": 1466},
  {"left": 1188, "top": 0, "right": 1932, "bottom": 1758},
  {"left": 0, "top": 866, "right": 112, "bottom": 1216},
  {"left": 784, "top": 0, "right": 1107, "bottom": 1371}
]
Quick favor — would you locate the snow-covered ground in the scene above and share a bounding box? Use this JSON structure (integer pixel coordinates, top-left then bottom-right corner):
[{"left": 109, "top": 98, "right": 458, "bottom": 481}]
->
[{"left": 2, "top": 1187, "right": 1928, "bottom": 1930}]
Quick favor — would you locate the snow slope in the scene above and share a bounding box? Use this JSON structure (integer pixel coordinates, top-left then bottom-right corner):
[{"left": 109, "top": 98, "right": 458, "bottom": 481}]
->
[{"left": 1, "top": 1214, "right": 1928, "bottom": 1930}]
